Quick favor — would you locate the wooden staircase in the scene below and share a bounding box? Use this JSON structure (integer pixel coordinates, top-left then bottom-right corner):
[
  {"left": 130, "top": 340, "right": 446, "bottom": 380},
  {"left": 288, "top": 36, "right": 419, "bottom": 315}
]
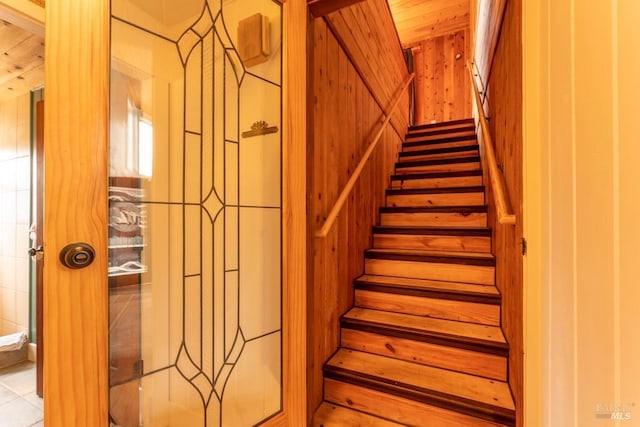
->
[{"left": 313, "top": 119, "right": 516, "bottom": 427}]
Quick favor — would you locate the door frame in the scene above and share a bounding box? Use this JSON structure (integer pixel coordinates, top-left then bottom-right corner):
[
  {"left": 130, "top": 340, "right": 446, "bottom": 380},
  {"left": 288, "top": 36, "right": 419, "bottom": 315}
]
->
[
  {"left": 34, "top": 98, "right": 44, "bottom": 398},
  {"left": 43, "top": 0, "right": 307, "bottom": 425}
]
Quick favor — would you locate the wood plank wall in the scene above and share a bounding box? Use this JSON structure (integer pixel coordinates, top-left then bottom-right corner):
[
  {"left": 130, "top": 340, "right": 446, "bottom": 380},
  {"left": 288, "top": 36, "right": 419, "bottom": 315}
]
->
[
  {"left": 412, "top": 28, "right": 471, "bottom": 125},
  {"left": 307, "top": 1, "right": 410, "bottom": 420},
  {"left": 474, "top": 0, "right": 523, "bottom": 425},
  {"left": 324, "top": 0, "right": 410, "bottom": 136}
]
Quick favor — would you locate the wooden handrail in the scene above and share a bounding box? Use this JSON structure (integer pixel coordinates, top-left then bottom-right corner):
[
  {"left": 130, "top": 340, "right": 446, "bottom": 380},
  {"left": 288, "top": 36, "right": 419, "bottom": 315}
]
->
[
  {"left": 466, "top": 61, "right": 516, "bottom": 225},
  {"left": 315, "top": 73, "right": 415, "bottom": 238}
]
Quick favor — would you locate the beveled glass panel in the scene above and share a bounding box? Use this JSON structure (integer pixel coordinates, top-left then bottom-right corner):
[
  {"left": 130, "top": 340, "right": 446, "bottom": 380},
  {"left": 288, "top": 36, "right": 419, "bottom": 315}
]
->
[{"left": 109, "top": 1, "right": 282, "bottom": 425}]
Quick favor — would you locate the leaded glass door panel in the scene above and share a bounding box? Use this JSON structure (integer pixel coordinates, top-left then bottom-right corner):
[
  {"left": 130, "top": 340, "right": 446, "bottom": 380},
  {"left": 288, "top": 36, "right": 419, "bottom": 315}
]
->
[{"left": 108, "top": 1, "right": 283, "bottom": 425}]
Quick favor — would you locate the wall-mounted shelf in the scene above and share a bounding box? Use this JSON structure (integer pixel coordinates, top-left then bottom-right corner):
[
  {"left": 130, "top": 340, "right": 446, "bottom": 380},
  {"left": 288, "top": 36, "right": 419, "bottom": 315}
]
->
[{"left": 108, "top": 177, "right": 146, "bottom": 281}]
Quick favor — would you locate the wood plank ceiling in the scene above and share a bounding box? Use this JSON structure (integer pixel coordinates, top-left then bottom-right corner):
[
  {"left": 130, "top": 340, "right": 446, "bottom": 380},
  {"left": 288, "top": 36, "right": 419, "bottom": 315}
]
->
[
  {"left": 388, "top": 0, "right": 470, "bottom": 48},
  {"left": 0, "top": 19, "right": 44, "bottom": 104},
  {"left": 0, "top": 0, "right": 470, "bottom": 102}
]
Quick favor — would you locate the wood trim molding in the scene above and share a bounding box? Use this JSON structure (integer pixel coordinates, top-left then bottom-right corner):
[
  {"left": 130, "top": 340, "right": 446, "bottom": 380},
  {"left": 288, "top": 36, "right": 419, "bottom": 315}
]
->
[
  {"left": 308, "top": 0, "right": 366, "bottom": 17},
  {"left": 278, "top": 0, "right": 308, "bottom": 424}
]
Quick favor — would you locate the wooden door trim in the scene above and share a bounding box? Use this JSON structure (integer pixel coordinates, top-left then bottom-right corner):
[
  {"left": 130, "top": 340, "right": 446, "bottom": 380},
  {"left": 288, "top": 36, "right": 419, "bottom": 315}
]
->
[
  {"left": 43, "top": 0, "right": 110, "bottom": 425},
  {"left": 35, "top": 99, "right": 44, "bottom": 398},
  {"left": 274, "top": 0, "right": 307, "bottom": 425}
]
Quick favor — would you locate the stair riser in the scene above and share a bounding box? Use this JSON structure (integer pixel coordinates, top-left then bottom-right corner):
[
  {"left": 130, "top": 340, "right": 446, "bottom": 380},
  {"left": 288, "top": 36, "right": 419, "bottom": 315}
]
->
[
  {"left": 364, "top": 258, "right": 495, "bottom": 285},
  {"left": 373, "top": 234, "right": 491, "bottom": 253},
  {"left": 355, "top": 289, "right": 500, "bottom": 325},
  {"left": 404, "top": 139, "right": 477, "bottom": 152},
  {"left": 391, "top": 175, "right": 483, "bottom": 189},
  {"left": 380, "top": 212, "right": 488, "bottom": 227},
  {"left": 398, "top": 149, "right": 479, "bottom": 163},
  {"left": 395, "top": 162, "right": 481, "bottom": 175},
  {"left": 387, "top": 192, "right": 485, "bottom": 207},
  {"left": 406, "top": 130, "right": 476, "bottom": 143},
  {"left": 341, "top": 329, "right": 507, "bottom": 381},
  {"left": 324, "top": 379, "right": 511, "bottom": 427}
]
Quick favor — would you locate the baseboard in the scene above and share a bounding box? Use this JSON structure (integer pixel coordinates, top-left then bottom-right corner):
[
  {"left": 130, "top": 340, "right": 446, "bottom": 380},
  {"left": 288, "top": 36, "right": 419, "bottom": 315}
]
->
[{"left": 28, "top": 343, "right": 37, "bottom": 362}]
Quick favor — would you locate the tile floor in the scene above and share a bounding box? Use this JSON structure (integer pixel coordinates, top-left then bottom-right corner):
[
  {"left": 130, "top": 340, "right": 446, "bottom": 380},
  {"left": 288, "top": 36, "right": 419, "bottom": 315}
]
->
[{"left": 0, "top": 362, "right": 42, "bottom": 427}]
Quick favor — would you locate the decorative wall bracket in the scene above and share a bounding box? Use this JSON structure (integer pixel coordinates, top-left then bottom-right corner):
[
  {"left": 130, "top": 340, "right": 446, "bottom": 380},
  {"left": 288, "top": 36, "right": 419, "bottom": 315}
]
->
[{"left": 242, "top": 120, "right": 278, "bottom": 138}]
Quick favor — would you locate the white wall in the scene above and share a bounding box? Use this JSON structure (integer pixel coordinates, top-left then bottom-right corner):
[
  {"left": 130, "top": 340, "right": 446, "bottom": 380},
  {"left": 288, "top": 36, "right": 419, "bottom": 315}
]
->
[
  {"left": 524, "top": 0, "right": 640, "bottom": 425},
  {"left": 0, "top": 93, "right": 31, "bottom": 336}
]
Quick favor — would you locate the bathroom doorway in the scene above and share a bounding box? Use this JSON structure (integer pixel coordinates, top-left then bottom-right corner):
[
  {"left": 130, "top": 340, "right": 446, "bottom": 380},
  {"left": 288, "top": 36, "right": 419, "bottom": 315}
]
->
[
  {"left": 32, "top": 93, "right": 44, "bottom": 398},
  {"left": 0, "top": 3, "right": 45, "bottom": 424}
]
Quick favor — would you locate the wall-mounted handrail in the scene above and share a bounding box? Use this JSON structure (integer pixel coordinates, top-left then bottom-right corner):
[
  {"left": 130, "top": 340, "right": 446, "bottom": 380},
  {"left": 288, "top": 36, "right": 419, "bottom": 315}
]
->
[
  {"left": 466, "top": 61, "right": 516, "bottom": 225},
  {"left": 315, "top": 72, "right": 415, "bottom": 238}
]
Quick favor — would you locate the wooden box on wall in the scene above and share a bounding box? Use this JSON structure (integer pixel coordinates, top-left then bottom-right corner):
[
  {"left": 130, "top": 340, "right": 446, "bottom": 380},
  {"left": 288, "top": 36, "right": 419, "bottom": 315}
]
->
[{"left": 238, "top": 13, "right": 270, "bottom": 67}]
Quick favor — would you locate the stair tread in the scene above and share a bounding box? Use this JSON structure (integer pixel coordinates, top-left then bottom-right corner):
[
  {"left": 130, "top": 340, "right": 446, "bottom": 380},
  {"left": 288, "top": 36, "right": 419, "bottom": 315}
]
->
[
  {"left": 325, "top": 349, "right": 515, "bottom": 413},
  {"left": 404, "top": 135, "right": 477, "bottom": 147},
  {"left": 355, "top": 279, "right": 500, "bottom": 305},
  {"left": 399, "top": 144, "right": 479, "bottom": 158},
  {"left": 365, "top": 248, "right": 495, "bottom": 267},
  {"left": 380, "top": 205, "right": 488, "bottom": 213},
  {"left": 373, "top": 225, "right": 490, "bottom": 236},
  {"left": 391, "top": 170, "right": 483, "bottom": 181},
  {"left": 343, "top": 307, "right": 507, "bottom": 346},
  {"left": 356, "top": 274, "right": 499, "bottom": 293},
  {"left": 355, "top": 274, "right": 500, "bottom": 306},
  {"left": 408, "top": 118, "right": 474, "bottom": 132},
  {"left": 407, "top": 130, "right": 476, "bottom": 140},
  {"left": 406, "top": 130, "right": 476, "bottom": 141},
  {"left": 367, "top": 247, "right": 494, "bottom": 258},
  {"left": 387, "top": 186, "right": 485, "bottom": 195},
  {"left": 395, "top": 156, "right": 480, "bottom": 168},
  {"left": 313, "top": 402, "right": 405, "bottom": 427}
]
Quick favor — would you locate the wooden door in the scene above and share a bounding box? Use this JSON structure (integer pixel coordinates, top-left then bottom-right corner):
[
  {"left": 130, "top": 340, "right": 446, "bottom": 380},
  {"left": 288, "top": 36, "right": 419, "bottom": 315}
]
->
[
  {"left": 43, "top": 0, "right": 109, "bottom": 424},
  {"left": 43, "top": 0, "right": 306, "bottom": 426}
]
